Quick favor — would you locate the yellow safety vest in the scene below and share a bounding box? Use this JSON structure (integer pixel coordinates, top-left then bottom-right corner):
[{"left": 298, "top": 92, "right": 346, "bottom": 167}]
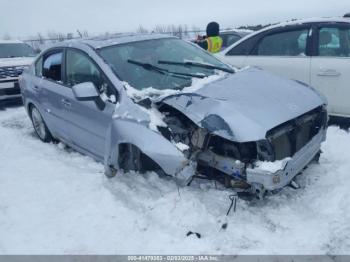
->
[{"left": 206, "top": 36, "right": 223, "bottom": 53}]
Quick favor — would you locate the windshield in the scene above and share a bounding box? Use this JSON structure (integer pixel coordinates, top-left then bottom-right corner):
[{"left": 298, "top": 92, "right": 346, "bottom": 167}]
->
[
  {"left": 98, "top": 38, "right": 232, "bottom": 90},
  {"left": 0, "top": 43, "right": 36, "bottom": 58}
]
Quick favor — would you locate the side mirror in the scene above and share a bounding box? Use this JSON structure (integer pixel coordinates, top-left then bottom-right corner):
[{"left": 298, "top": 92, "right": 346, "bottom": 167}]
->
[{"left": 72, "top": 82, "right": 100, "bottom": 101}]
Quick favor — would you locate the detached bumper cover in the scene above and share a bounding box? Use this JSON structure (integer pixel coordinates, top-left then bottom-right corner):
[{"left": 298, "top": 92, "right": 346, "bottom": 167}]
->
[{"left": 246, "top": 128, "right": 326, "bottom": 190}]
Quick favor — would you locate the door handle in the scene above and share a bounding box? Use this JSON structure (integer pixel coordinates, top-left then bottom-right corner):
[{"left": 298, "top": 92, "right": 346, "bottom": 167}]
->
[
  {"left": 61, "top": 99, "right": 71, "bottom": 108},
  {"left": 33, "top": 85, "right": 40, "bottom": 91},
  {"left": 317, "top": 68, "right": 341, "bottom": 77}
]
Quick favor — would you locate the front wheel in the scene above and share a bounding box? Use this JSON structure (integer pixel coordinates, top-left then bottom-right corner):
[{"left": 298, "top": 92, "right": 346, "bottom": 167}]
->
[
  {"left": 30, "top": 106, "right": 53, "bottom": 143},
  {"left": 119, "top": 144, "right": 143, "bottom": 172},
  {"left": 104, "top": 144, "right": 142, "bottom": 178}
]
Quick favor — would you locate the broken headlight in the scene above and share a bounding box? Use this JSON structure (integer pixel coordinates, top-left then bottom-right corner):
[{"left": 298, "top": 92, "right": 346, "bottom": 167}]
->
[{"left": 207, "top": 135, "right": 257, "bottom": 163}]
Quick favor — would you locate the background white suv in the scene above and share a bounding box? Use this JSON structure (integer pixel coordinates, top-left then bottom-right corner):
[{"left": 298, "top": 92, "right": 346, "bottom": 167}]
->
[
  {"left": 218, "top": 17, "right": 350, "bottom": 118},
  {"left": 0, "top": 40, "right": 36, "bottom": 103}
]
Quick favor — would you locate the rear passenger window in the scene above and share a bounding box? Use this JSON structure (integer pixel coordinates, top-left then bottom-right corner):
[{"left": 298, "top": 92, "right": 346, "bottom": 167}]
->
[
  {"left": 43, "top": 51, "right": 63, "bottom": 81},
  {"left": 256, "top": 29, "right": 309, "bottom": 56},
  {"left": 318, "top": 27, "right": 350, "bottom": 57}
]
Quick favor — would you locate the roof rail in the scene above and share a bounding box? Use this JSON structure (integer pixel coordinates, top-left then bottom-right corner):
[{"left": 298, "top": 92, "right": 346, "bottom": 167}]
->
[{"left": 344, "top": 13, "right": 350, "bottom": 18}]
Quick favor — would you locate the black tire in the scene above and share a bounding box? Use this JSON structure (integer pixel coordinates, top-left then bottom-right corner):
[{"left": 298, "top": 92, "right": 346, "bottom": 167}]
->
[
  {"left": 312, "top": 150, "right": 322, "bottom": 164},
  {"left": 109, "top": 144, "right": 164, "bottom": 178},
  {"left": 30, "top": 105, "right": 53, "bottom": 143},
  {"left": 104, "top": 165, "right": 118, "bottom": 178},
  {"left": 118, "top": 144, "right": 143, "bottom": 172}
]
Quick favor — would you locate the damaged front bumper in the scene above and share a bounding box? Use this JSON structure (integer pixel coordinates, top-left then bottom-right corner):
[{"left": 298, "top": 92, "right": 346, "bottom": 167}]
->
[{"left": 246, "top": 128, "right": 326, "bottom": 191}]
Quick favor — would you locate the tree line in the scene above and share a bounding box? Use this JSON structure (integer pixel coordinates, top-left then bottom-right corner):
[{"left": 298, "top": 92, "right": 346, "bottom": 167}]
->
[{"left": 2, "top": 23, "right": 272, "bottom": 51}]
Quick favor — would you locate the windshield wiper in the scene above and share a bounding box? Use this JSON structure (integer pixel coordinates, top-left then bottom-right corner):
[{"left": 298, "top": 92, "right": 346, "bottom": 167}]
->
[
  {"left": 127, "top": 59, "right": 205, "bottom": 79},
  {"left": 158, "top": 60, "right": 235, "bottom": 74}
]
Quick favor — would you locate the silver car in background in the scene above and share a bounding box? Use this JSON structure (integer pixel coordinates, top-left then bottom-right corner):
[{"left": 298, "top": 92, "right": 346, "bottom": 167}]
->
[
  {"left": 0, "top": 40, "right": 36, "bottom": 102},
  {"left": 19, "top": 34, "right": 327, "bottom": 198}
]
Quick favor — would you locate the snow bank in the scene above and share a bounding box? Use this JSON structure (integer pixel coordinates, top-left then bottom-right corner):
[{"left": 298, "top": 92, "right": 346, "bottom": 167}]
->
[{"left": 0, "top": 107, "right": 349, "bottom": 255}]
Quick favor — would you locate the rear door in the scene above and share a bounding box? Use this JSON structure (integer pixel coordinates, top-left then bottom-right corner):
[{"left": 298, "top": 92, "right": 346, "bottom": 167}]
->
[
  {"left": 243, "top": 26, "right": 312, "bottom": 85},
  {"left": 36, "top": 49, "right": 72, "bottom": 141},
  {"left": 310, "top": 23, "right": 350, "bottom": 117}
]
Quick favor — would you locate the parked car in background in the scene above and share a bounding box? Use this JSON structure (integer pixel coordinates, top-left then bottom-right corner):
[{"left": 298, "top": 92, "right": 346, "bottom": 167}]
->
[
  {"left": 0, "top": 40, "right": 36, "bottom": 103},
  {"left": 190, "top": 30, "right": 251, "bottom": 51},
  {"left": 220, "top": 30, "right": 251, "bottom": 50},
  {"left": 218, "top": 17, "right": 350, "bottom": 119},
  {"left": 20, "top": 34, "right": 327, "bottom": 198}
]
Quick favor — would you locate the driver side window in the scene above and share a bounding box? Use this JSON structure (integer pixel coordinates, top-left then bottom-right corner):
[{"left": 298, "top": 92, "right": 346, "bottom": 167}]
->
[{"left": 65, "top": 49, "right": 117, "bottom": 102}]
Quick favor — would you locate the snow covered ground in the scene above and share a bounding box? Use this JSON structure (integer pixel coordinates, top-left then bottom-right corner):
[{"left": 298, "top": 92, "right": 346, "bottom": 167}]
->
[{"left": 0, "top": 106, "right": 349, "bottom": 255}]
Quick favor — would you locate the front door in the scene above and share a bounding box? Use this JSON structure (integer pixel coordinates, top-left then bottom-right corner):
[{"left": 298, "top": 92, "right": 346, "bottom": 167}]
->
[
  {"left": 61, "top": 48, "right": 117, "bottom": 160},
  {"left": 244, "top": 27, "right": 312, "bottom": 85}
]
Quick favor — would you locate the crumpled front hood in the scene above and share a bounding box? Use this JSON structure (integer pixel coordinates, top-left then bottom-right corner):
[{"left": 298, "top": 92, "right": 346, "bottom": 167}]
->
[
  {"left": 0, "top": 57, "right": 35, "bottom": 68},
  {"left": 161, "top": 68, "right": 325, "bottom": 142}
]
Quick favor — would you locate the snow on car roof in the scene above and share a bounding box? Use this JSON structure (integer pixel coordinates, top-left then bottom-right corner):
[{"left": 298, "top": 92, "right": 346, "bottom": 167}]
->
[
  {"left": 81, "top": 33, "right": 175, "bottom": 49},
  {"left": 273, "top": 16, "right": 350, "bottom": 27},
  {"left": 220, "top": 29, "right": 253, "bottom": 35},
  {"left": 40, "top": 33, "right": 178, "bottom": 56},
  {"left": 248, "top": 17, "right": 350, "bottom": 37},
  {"left": 256, "top": 17, "right": 350, "bottom": 35},
  {"left": 0, "top": 39, "right": 24, "bottom": 44},
  {"left": 221, "top": 16, "right": 350, "bottom": 54}
]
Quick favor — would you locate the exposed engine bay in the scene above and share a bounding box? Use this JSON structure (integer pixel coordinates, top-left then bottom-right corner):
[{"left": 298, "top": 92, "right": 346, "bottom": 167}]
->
[{"left": 157, "top": 102, "right": 327, "bottom": 197}]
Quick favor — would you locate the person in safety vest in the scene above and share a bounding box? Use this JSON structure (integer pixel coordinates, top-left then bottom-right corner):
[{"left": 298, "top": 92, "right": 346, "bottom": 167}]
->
[{"left": 196, "top": 22, "right": 223, "bottom": 53}]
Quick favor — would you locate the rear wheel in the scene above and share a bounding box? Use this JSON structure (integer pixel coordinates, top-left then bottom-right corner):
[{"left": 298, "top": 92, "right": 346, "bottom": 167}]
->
[
  {"left": 30, "top": 106, "right": 53, "bottom": 143},
  {"left": 312, "top": 150, "right": 322, "bottom": 163}
]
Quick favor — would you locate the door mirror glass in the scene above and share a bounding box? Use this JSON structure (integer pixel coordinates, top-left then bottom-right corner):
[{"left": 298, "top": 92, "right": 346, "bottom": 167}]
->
[{"left": 72, "top": 82, "right": 100, "bottom": 101}]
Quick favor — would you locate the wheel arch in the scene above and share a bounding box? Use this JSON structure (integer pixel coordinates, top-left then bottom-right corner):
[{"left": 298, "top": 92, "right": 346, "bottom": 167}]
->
[{"left": 104, "top": 119, "right": 187, "bottom": 177}]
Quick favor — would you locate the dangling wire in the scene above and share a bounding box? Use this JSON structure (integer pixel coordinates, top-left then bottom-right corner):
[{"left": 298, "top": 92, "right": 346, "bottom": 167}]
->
[{"left": 226, "top": 193, "right": 238, "bottom": 216}]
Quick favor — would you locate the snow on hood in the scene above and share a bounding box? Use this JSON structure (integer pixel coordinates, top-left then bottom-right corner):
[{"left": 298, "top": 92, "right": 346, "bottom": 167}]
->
[
  {"left": 161, "top": 68, "right": 325, "bottom": 142},
  {"left": 122, "top": 72, "right": 227, "bottom": 101},
  {"left": 120, "top": 73, "right": 228, "bottom": 131},
  {"left": 0, "top": 57, "right": 35, "bottom": 68}
]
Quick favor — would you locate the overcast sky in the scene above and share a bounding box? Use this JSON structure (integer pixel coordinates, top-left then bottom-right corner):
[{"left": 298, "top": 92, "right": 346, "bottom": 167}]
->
[{"left": 1, "top": 0, "right": 349, "bottom": 39}]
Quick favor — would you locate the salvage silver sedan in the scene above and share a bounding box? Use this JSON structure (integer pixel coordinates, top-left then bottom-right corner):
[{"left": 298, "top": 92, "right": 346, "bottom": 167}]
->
[{"left": 19, "top": 34, "right": 327, "bottom": 198}]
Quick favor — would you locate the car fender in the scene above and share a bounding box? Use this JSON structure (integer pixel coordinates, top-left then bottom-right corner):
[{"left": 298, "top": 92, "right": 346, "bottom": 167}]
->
[{"left": 104, "top": 119, "right": 187, "bottom": 176}]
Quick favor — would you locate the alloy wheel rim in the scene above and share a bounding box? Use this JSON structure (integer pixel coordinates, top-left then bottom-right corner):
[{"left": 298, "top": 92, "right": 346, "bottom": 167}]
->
[{"left": 32, "top": 108, "right": 46, "bottom": 140}]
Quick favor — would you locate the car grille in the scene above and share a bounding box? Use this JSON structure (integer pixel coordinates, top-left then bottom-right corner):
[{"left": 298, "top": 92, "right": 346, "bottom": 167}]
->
[
  {"left": 0, "top": 66, "right": 25, "bottom": 79},
  {"left": 266, "top": 106, "right": 327, "bottom": 161}
]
